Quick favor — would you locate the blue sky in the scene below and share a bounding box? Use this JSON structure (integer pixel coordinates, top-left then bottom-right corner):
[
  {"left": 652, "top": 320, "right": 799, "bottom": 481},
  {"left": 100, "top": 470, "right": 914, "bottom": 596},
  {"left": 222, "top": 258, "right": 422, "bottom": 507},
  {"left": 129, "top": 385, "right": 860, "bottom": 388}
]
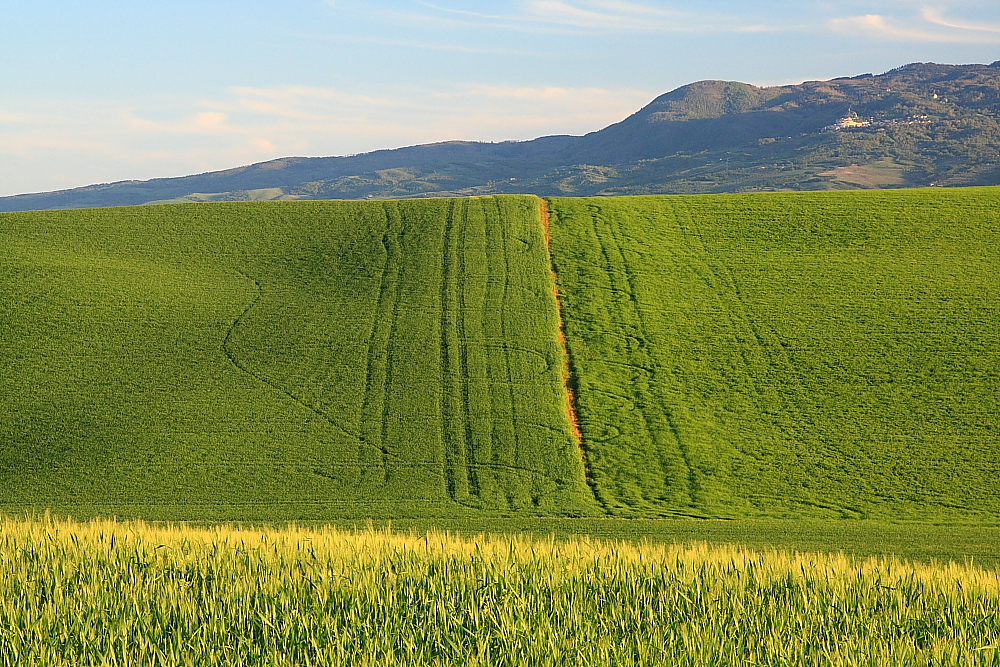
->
[{"left": 1, "top": 1, "right": 997, "bottom": 196}]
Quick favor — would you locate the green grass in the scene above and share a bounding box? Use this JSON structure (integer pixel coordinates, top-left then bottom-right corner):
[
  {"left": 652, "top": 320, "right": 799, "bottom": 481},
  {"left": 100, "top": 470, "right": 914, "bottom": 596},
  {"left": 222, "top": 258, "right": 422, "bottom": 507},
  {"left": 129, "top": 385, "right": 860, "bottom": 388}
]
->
[
  {"left": 2, "top": 517, "right": 999, "bottom": 666},
  {"left": 548, "top": 187, "right": 1000, "bottom": 521},
  {"left": 0, "top": 197, "right": 593, "bottom": 519}
]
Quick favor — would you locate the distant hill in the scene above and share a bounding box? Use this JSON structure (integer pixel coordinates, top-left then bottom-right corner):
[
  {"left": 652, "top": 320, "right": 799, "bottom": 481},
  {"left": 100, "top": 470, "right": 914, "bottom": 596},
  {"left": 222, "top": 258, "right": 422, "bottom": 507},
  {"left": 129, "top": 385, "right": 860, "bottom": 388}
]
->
[{"left": 3, "top": 61, "right": 999, "bottom": 212}]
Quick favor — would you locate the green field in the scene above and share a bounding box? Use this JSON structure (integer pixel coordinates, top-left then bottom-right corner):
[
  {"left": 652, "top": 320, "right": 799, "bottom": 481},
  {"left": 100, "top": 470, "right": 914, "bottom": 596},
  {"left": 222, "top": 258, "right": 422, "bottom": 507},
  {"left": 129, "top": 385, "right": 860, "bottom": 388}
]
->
[
  {"left": 3, "top": 189, "right": 1000, "bottom": 532},
  {"left": 0, "top": 197, "right": 592, "bottom": 519},
  {"left": 3, "top": 517, "right": 999, "bottom": 666},
  {"left": 548, "top": 188, "right": 1000, "bottom": 521}
]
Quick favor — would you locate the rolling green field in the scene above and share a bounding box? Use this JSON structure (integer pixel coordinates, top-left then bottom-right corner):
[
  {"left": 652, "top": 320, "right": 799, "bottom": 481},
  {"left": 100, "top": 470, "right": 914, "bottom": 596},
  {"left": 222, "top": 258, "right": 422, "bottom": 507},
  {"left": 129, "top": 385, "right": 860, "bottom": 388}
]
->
[
  {"left": 3, "top": 517, "right": 999, "bottom": 666},
  {"left": 548, "top": 188, "right": 1000, "bottom": 522},
  {"left": 3, "top": 188, "right": 1000, "bottom": 533},
  {"left": 0, "top": 197, "right": 593, "bottom": 519}
]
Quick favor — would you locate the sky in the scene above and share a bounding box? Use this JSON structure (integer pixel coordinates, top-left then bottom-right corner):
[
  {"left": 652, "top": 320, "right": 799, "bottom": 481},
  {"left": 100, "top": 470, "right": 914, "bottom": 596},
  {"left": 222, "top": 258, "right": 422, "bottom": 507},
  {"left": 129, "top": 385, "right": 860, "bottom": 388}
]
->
[{"left": 1, "top": 1, "right": 998, "bottom": 197}]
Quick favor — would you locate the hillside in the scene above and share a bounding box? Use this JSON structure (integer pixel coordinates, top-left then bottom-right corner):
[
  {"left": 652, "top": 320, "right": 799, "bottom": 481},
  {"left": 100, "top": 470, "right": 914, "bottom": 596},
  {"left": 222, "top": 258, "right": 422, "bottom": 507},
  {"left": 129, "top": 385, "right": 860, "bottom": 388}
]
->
[
  {"left": 2, "top": 62, "right": 999, "bottom": 212},
  {"left": 549, "top": 188, "right": 1000, "bottom": 521},
  {"left": 0, "top": 197, "right": 594, "bottom": 519},
  {"left": 3, "top": 189, "right": 1000, "bottom": 522}
]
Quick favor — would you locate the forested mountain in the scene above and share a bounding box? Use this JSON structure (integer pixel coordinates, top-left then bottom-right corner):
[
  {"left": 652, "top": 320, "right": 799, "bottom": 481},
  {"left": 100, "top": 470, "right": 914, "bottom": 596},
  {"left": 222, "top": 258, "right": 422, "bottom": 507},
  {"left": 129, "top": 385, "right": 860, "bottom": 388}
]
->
[{"left": 3, "top": 61, "right": 999, "bottom": 212}]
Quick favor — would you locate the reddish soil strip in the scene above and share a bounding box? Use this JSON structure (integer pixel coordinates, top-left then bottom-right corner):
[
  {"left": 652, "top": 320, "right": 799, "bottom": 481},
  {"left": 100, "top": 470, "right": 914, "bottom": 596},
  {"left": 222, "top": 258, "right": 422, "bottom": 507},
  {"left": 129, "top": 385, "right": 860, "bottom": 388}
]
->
[{"left": 539, "top": 199, "right": 593, "bottom": 485}]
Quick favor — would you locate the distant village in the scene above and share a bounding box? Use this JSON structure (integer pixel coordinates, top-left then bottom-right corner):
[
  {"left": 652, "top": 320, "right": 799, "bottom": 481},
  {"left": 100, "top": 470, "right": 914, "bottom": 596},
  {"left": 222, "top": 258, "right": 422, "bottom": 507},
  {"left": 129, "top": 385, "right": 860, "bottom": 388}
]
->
[{"left": 822, "top": 111, "right": 931, "bottom": 132}]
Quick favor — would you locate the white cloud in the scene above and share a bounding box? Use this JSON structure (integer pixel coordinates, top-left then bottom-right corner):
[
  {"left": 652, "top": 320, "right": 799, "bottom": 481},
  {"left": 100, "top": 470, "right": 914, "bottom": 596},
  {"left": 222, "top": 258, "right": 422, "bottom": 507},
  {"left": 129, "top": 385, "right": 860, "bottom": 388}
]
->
[
  {"left": 829, "top": 7, "right": 1000, "bottom": 43},
  {"left": 408, "top": 0, "right": 785, "bottom": 34},
  {"left": 324, "top": 33, "right": 530, "bottom": 54},
  {"left": 0, "top": 111, "right": 31, "bottom": 123},
  {"left": 517, "top": 0, "right": 765, "bottom": 31},
  {"left": 125, "top": 111, "right": 239, "bottom": 135},
  {"left": 217, "top": 83, "right": 654, "bottom": 145},
  {"left": 338, "top": 0, "right": 996, "bottom": 39},
  {"left": 921, "top": 7, "right": 1000, "bottom": 34}
]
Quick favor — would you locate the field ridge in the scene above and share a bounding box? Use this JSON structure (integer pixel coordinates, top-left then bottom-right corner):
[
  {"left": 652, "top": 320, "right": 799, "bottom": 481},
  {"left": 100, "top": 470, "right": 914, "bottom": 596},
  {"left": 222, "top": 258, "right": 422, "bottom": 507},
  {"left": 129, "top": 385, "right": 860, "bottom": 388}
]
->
[{"left": 540, "top": 198, "right": 603, "bottom": 510}]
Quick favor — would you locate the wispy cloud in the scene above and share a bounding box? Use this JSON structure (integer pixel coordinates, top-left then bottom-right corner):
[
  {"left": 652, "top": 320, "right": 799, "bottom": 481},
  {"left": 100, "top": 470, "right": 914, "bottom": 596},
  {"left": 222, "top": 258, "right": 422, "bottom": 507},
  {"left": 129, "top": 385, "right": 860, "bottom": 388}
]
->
[
  {"left": 125, "top": 111, "right": 239, "bottom": 135},
  {"left": 301, "top": 31, "right": 534, "bottom": 55},
  {"left": 829, "top": 6, "right": 1000, "bottom": 43},
  {"left": 519, "top": 0, "right": 705, "bottom": 31},
  {"left": 380, "top": 0, "right": 789, "bottom": 34},
  {"left": 332, "top": 1, "right": 999, "bottom": 39},
  {"left": 0, "top": 111, "right": 31, "bottom": 124},
  {"left": 921, "top": 7, "right": 1000, "bottom": 34},
  {"left": 231, "top": 86, "right": 396, "bottom": 122},
  {"left": 219, "top": 83, "right": 654, "bottom": 141}
]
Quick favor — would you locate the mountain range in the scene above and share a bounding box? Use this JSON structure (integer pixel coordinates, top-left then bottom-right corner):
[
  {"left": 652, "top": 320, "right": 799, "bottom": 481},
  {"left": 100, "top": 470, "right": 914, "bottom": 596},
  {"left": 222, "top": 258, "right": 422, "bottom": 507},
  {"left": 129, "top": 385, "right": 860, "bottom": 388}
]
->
[{"left": 2, "top": 61, "right": 999, "bottom": 212}]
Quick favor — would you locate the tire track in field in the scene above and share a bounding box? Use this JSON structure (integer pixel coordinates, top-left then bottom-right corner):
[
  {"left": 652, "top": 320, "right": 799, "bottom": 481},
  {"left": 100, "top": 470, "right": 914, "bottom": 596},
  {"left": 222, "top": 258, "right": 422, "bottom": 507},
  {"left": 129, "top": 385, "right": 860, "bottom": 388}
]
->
[
  {"left": 380, "top": 203, "right": 409, "bottom": 484},
  {"left": 671, "top": 206, "right": 770, "bottom": 387},
  {"left": 495, "top": 196, "right": 525, "bottom": 509},
  {"left": 480, "top": 197, "right": 501, "bottom": 500},
  {"left": 480, "top": 343, "right": 551, "bottom": 373},
  {"left": 587, "top": 203, "right": 698, "bottom": 509},
  {"left": 439, "top": 199, "right": 456, "bottom": 500},
  {"left": 539, "top": 199, "right": 605, "bottom": 510},
  {"left": 672, "top": 204, "right": 826, "bottom": 507},
  {"left": 478, "top": 196, "right": 508, "bottom": 508},
  {"left": 601, "top": 208, "right": 698, "bottom": 501},
  {"left": 457, "top": 200, "right": 484, "bottom": 501},
  {"left": 439, "top": 199, "right": 471, "bottom": 503},
  {"left": 359, "top": 203, "right": 402, "bottom": 484},
  {"left": 671, "top": 207, "right": 784, "bottom": 397},
  {"left": 222, "top": 270, "right": 365, "bottom": 446}
]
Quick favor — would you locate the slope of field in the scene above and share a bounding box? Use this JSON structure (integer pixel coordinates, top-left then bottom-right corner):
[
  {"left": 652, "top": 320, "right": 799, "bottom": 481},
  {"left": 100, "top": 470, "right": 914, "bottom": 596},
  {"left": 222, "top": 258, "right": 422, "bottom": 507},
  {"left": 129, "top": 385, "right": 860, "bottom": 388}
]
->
[
  {"left": 548, "top": 188, "right": 1000, "bottom": 521},
  {"left": 0, "top": 197, "right": 595, "bottom": 519}
]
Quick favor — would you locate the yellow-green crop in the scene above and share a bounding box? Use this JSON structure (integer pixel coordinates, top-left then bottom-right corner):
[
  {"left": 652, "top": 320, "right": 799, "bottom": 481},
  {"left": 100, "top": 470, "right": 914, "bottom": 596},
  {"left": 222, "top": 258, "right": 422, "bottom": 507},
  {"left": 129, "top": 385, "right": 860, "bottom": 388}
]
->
[{"left": 0, "top": 516, "right": 998, "bottom": 666}]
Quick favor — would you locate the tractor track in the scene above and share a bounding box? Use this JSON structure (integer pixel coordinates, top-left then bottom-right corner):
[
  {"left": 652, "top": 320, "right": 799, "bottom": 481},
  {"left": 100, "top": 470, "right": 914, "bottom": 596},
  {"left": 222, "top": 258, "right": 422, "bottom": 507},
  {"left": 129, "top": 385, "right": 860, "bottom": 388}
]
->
[{"left": 538, "top": 198, "right": 606, "bottom": 510}]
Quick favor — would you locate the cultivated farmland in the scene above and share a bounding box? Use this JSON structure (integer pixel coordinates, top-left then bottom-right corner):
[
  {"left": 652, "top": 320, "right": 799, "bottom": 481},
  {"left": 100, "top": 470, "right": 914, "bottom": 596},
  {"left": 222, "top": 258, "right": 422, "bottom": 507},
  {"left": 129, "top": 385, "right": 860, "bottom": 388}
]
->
[
  {"left": 3, "top": 189, "right": 1000, "bottom": 528},
  {"left": 548, "top": 188, "right": 1000, "bottom": 521},
  {"left": 6, "top": 191, "right": 1000, "bottom": 665},
  {"left": 0, "top": 197, "right": 593, "bottom": 519}
]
